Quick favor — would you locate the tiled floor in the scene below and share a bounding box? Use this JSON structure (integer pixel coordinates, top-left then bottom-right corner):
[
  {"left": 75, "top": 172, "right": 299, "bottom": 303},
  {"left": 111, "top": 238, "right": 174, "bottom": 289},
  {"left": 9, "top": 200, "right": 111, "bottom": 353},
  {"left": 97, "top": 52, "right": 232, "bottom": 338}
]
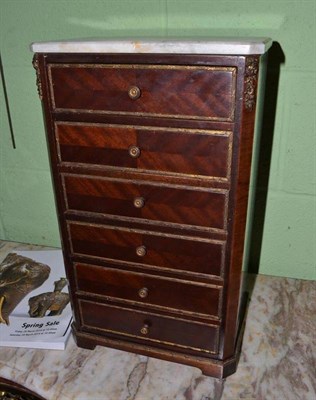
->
[{"left": 0, "top": 240, "right": 315, "bottom": 400}]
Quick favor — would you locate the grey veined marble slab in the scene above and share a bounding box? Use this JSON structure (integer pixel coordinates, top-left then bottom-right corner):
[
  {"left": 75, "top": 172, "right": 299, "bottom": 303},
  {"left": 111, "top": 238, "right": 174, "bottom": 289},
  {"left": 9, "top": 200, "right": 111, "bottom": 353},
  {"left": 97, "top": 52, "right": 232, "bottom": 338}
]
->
[
  {"left": 30, "top": 37, "right": 272, "bottom": 54},
  {"left": 0, "top": 240, "right": 315, "bottom": 400}
]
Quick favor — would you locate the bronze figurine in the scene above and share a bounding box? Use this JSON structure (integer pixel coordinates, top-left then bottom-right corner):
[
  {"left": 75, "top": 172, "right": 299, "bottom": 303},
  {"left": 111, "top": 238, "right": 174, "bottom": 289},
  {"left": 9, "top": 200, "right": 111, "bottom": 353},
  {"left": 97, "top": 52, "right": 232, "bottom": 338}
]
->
[{"left": 0, "top": 253, "right": 50, "bottom": 325}]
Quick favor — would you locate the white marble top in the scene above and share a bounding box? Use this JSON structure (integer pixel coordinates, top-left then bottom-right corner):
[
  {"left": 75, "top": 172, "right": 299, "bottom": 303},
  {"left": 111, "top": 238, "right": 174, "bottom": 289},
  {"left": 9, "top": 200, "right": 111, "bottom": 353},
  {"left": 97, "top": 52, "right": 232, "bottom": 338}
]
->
[{"left": 30, "top": 37, "right": 272, "bottom": 55}]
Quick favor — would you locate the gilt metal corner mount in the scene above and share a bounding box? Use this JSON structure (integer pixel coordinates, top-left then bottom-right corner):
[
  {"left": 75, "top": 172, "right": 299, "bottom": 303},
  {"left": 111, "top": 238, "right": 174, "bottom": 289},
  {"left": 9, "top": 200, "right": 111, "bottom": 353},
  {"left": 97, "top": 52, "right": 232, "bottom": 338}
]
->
[{"left": 32, "top": 54, "right": 43, "bottom": 101}]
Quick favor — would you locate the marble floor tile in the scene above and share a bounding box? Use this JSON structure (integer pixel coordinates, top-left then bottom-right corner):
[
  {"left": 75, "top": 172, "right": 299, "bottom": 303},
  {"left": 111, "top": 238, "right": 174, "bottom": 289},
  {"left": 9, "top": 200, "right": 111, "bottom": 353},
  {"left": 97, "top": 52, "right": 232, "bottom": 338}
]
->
[{"left": 0, "top": 240, "right": 315, "bottom": 400}]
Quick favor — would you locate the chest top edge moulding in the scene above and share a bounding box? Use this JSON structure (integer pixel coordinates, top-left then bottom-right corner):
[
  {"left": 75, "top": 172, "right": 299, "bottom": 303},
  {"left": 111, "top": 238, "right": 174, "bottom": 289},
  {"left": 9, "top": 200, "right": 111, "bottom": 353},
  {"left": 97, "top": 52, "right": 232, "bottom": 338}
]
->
[{"left": 30, "top": 37, "right": 273, "bottom": 55}]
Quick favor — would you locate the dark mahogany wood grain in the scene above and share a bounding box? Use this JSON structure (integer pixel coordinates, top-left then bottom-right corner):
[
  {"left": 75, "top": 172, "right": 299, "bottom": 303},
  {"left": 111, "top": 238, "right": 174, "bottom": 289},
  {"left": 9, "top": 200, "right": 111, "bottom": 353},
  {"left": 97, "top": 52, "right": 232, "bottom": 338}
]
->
[
  {"left": 62, "top": 174, "right": 228, "bottom": 230},
  {"left": 79, "top": 299, "right": 219, "bottom": 354},
  {"left": 56, "top": 123, "right": 232, "bottom": 180},
  {"left": 49, "top": 64, "right": 236, "bottom": 121},
  {"left": 74, "top": 263, "right": 221, "bottom": 318},
  {"left": 34, "top": 50, "right": 267, "bottom": 378},
  {"left": 45, "top": 52, "right": 240, "bottom": 67},
  {"left": 219, "top": 55, "right": 260, "bottom": 360},
  {"left": 68, "top": 221, "right": 224, "bottom": 277}
]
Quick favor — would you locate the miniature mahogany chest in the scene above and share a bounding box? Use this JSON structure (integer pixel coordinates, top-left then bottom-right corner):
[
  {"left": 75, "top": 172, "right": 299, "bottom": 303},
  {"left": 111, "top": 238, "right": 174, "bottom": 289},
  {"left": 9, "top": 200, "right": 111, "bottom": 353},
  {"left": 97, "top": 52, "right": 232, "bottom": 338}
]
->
[{"left": 31, "top": 38, "right": 272, "bottom": 378}]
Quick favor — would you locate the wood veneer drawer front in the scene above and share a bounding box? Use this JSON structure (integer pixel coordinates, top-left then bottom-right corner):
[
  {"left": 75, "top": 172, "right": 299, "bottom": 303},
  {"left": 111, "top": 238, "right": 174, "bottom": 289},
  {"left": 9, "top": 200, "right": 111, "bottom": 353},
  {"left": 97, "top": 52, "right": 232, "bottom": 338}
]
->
[
  {"left": 63, "top": 175, "right": 227, "bottom": 230},
  {"left": 49, "top": 64, "right": 236, "bottom": 121},
  {"left": 79, "top": 299, "right": 219, "bottom": 354},
  {"left": 56, "top": 123, "right": 232, "bottom": 180},
  {"left": 68, "top": 222, "right": 224, "bottom": 277},
  {"left": 75, "top": 263, "right": 221, "bottom": 318}
]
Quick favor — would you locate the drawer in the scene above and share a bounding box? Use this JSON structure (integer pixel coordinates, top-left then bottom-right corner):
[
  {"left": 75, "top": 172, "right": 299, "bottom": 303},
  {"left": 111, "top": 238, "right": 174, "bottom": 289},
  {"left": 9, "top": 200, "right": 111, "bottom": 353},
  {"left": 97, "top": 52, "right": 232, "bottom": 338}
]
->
[
  {"left": 79, "top": 299, "right": 219, "bottom": 354},
  {"left": 56, "top": 123, "right": 232, "bottom": 180},
  {"left": 68, "top": 222, "right": 224, "bottom": 277},
  {"left": 49, "top": 64, "right": 236, "bottom": 121},
  {"left": 75, "top": 263, "right": 221, "bottom": 318},
  {"left": 63, "top": 174, "right": 228, "bottom": 230}
]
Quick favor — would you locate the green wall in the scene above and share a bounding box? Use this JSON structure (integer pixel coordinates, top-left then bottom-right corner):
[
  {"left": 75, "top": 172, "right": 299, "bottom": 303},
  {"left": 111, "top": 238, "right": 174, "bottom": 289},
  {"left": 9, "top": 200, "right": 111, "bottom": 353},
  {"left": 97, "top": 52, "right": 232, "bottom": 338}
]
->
[{"left": 0, "top": 0, "right": 315, "bottom": 280}]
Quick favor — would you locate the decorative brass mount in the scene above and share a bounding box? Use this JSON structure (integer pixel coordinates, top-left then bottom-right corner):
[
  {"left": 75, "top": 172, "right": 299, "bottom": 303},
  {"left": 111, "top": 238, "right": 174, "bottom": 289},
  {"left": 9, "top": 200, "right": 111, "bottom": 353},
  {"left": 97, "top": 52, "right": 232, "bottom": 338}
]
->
[
  {"left": 244, "top": 56, "right": 259, "bottom": 112},
  {"left": 32, "top": 54, "right": 43, "bottom": 101}
]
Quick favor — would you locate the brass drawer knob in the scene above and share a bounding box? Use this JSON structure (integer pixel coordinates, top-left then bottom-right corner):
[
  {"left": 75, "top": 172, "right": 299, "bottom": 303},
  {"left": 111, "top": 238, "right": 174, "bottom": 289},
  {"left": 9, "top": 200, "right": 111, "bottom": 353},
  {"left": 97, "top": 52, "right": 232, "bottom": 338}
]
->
[
  {"left": 134, "top": 197, "right": 145, "bottom": 208},
  {"left": 140, "top": 323, "right": 149, "bottom": 335},
  {"left": 138, "top": 287, "right": 149, "bottom": 298},
  {"left": 128, "top": 145, "right": 141, "bottom": 158},
  {"left": 128, "top": 86, "right": 141, "bottom": 100},
  {"left": 136, "top": 245, "right": 147, "bottom": 257}
]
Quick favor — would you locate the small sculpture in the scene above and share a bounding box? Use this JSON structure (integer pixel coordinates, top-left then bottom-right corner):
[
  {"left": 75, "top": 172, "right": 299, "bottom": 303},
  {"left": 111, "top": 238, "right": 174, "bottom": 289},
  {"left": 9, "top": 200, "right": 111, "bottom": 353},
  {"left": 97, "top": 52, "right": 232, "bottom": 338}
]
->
[
  {"left": 0, "top": 253, "right": 50, "bottom": 325},
  {"left": 28, "top": 277, "right": 70, "bottom": 318}
]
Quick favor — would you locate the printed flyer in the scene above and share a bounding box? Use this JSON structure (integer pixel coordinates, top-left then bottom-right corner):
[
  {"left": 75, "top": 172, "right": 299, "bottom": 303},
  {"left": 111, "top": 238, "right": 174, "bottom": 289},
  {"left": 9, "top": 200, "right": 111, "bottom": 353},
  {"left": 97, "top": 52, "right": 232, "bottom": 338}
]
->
[{"left": 0, "top": 250, "right": 72, "bottom": 350}]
